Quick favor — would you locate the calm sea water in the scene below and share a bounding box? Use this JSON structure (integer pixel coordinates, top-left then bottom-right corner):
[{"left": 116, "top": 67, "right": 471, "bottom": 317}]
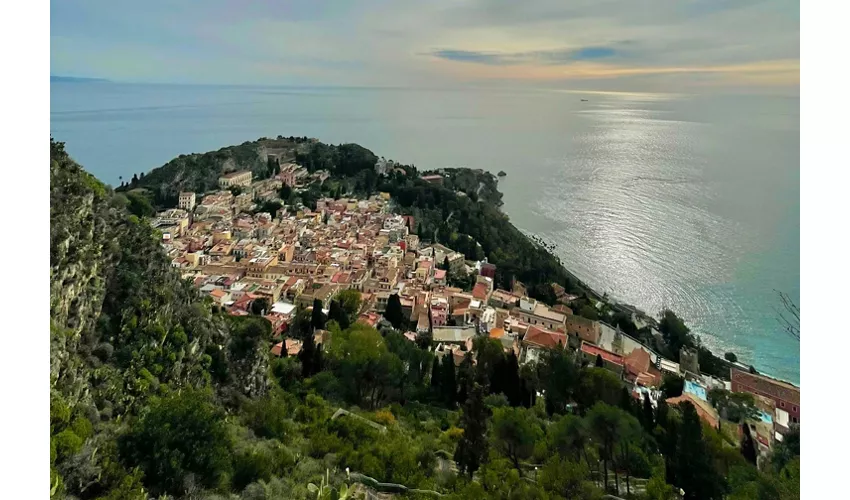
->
[{"left": 50, "top": 82, "right": 800, "bottom": 383}]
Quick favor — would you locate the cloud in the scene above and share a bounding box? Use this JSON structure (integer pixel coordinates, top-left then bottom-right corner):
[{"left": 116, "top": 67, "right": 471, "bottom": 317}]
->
[
  {"left": 430, "top": 45, "right": 624, "bottom": 66},
  {"left": 573, "top": 47, "right": 617, "bottom": 60},
  {"left": 51, "top": 0, "right": 799, "bottom": 92}
]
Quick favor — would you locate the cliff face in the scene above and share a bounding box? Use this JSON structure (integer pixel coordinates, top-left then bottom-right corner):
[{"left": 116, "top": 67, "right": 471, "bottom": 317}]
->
[
  {"left": 50, "top": 139, "right": 268, "bottom": 416},
  {"left": 50, "top": 139, "right": 116, "bottom": 341}
]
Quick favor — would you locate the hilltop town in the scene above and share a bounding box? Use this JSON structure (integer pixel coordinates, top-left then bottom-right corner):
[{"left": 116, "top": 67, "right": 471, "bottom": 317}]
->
[{"left": 157, "top": 164, "right": 800, "bottom": 464}]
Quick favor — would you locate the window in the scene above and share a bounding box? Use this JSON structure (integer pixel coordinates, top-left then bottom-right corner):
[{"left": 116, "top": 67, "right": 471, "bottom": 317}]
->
[
  {"left": 792, "top": 417, "right": 798, "bottom": 424},
  {"left": 780, "top": 401, "right": 785, "bottom": 408},
  {"left": 793, "top": 406, "right": 797, "bottom": 412}
]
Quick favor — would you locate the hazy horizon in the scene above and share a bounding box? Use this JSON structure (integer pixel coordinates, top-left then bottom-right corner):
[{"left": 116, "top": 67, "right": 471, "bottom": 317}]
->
[{"left": 52, "top": 0, "right": 798, "bottom": 96}]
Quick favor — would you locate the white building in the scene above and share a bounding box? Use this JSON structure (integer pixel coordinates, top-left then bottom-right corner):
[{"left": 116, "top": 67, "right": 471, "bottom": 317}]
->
[{"left": 178, "top": 191, "right": 196, "bottom": 211}]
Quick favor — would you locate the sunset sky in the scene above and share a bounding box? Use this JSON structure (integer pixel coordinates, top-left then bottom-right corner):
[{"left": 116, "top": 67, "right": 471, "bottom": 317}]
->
[{"left": 51, "top": 0, "right": 799, "bottom": 93}]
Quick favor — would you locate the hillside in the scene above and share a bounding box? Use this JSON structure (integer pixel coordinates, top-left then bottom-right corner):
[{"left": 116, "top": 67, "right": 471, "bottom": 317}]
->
[
  {"left": 127, "top": 138, "right": 745, "bottom": 381},
  {"left": 50, "top": 138, "right": 799, "bottom": 500},
  {"left": 121, "top": 136, "right": 315, "bottom": 206}
]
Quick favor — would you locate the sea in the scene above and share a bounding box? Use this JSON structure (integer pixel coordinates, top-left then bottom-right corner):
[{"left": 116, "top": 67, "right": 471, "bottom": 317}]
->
[{"left": 50, "top": 81, "right": 801, "bottom": 384}]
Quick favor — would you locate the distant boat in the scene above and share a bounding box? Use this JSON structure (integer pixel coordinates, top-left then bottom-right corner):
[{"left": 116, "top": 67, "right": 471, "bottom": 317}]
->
[{"left": 580, "top": 99, "right": 589, "bottom": 102}]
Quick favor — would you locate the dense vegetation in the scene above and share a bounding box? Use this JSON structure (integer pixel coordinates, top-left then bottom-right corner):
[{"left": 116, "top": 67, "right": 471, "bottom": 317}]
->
[
  {"left": 52, "top": 138, "right": 799, "bottom": 499},
  {"left": 121, "top": 136, "right": 314, "bottom": 206}
]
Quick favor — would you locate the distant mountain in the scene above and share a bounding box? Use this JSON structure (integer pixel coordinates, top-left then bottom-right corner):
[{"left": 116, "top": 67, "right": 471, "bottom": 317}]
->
[{"left": 50, "top": 75, "right": 109, "bottom": 83}]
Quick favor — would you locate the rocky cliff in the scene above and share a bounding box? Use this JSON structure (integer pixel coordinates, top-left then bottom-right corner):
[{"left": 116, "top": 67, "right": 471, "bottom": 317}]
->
[{"left": 50, "top": 137, "right": 270, "bottom": 417}]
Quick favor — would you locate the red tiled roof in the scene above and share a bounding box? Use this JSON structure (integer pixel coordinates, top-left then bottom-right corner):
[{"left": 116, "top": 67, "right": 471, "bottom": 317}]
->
[
  {"left": 472, "top": 283, "right": 489, "bottom": 300},
  {"left": 581, "top": 342, "right": 624, "bottom": 366},
  {"left": 624, "top": 348, "right": 651, "bottom": 375},
  {"left": 666, "top": 393, "right": 720, "bottom": 428},
  {"left": 524, "top": 326, "right": 567, "bottom": 349}
]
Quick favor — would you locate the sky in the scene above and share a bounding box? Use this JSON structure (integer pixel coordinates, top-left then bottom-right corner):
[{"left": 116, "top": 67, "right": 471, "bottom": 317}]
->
[{"left": 50, "top": 0, "right": 799, "bottom": 94}]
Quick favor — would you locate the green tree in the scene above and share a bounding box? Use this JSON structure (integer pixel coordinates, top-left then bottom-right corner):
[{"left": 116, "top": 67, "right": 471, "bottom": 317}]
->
[
  {"left": 660, "top": 373, "right": 685, "bottom": 399},
  {"left": 454, "top": 382, "right": 492, "bottom": 478},
  {"left": 441, "top": 354, "right": 458, "bottom": 407},
  {"left": 539, "top": 455, "right": 599, "bottom": 500},
  {"left": 118, "top": 390, "right": 232, "bottom": 495},
  {"left": 740, "top": 424, "right": 759, "bottom": 467},
  {"left": 472, "top": 336, "right": 505, "bottom": 390},
  {"left": 595, "top": 354, "right": 604, "bottom": 367},
  {"left": 430, "top": 355, "right": 441, "bottom": 393},
  {"left": 587, "top": 402, "right": 626, "bottom": 494},
  {"left": 299, "top": 330, "right": 317, "bottom": 378},
  {"left": 125, "top": 191, "right": 155, "bottom": 218},
  {"left": 311, "top": 298, "right": 326, "bottom": 330},
  {"left": 769, "top": 426, "right": 799, "bottom": 472},
  {"left": 384, "top": 293, "right": 405, "bottom": 329},
  {"left": 337, "top": 289, "right": 362, "bottom": 322},
  {"left": 675, "top": 402, "right": 725, "bottom": 500},
  {"left": 614, "top": 412, "right": 646, "bottom": 496},
  {"left": 251, "top": 297, "right": 270, "bottom": 316},
  {"left": 328, "top": 299, "right": 350, "bottom": 330},
  {"left": 725, "top": 352, "right": 738, "bottom": 363},
  {"left": 579, "top": 304, "right": 599, "bottom": 321},
  {"left": 659, "top": 310, "right": 693, "bottom": 359},
  {"left": 328, "top": 324, "right": 401, "bottom": 408},
  {"left": 708, "top": 388, "right": 759, "bottom": 423},
  {"left": 575, "top": 367, "right": 622, "bottom": 411},
  {"left": 491, "top": 406, "right": 542, "bottom": 472},
  {"left": 456, "top": 351, "right": 475, "bottom": 406},
  {"left": 642, "top": 392, "right": 655, "bottom": 433},
  {"left": 644, "top": 466, "right": 678, "bottom": 500},
  {"left": 279, "top": 183, "right": 292, "bottom": 200},
  {"left": 547, "top": 414, "right": 592, "bottom": 468},
  {"left": 539, "top": 345, "right": 579, "bottom": 416}
]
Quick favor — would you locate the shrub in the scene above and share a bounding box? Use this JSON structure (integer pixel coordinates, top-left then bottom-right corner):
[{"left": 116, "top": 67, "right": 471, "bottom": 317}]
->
[
  {"left": 374, "top": 409, "right": 397, "bottom": 426},
  {"left": 54, "top": 429, "right": 83, "bottom": 461}
]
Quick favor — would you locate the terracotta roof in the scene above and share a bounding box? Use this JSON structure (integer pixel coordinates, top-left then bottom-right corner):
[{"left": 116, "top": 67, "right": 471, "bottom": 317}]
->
[
  {"left": 581, "top": 342, "right": 624, "bottom": 366},
  {"left": 472, "top": 283, "right": 489, "bottom": 300},
  {"left": 624, "top": 348, "right": 651, "bottom": 375},
  {"left": 524, "top": 326, "right": 567, "bottom": 349},
  {"left": 490, "top": 328, "right": 506, "bottom": 339},
  {"left": 666, "top": 393, "right": 720, "bottom": 428}
]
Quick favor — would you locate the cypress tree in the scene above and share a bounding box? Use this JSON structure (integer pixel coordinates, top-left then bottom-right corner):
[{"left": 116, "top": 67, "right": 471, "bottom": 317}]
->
[
  {"left": 441, "top": 354, "right": 457, "bottom": 407},
  {"left": 504, "top": 351, "right": 522, "bottom": 406},
  {"left": 642, "top": 392, "right": 655, "bottom": 432},
  {"left": 596, "top": 354, "right": 604, "bottom": 367},
  {"left": 456, "top": 352, "right": 475, "bottom": 406},
  {"left": 430, "top": 356, "right": 442, "bottom": 392},
  {"left": 741, "top": 423, "right": 758, "bottom": 466},
  {"left": 384, "top": 293, "right": 405, "bottom": 329},
  {"left": 454, "top": 382, "right": 491, "bottom": 479},
  {"left": 313, "top": 344, "right": 324, "bottom": 373},
  {"left": 619, "top": 386, "right": 635, "bottom": 414},
  {"left": 299, "top": 332, "right": 316, "bottom": 378},
  {"left": 311, "top": 299, "right": 326, "bottom": 330},
  {"left": 676, "top": 402, "right": 725, "bottom": 500},
  {"left": 328, "top": 300, "right": 349, "bottom": 330}
]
